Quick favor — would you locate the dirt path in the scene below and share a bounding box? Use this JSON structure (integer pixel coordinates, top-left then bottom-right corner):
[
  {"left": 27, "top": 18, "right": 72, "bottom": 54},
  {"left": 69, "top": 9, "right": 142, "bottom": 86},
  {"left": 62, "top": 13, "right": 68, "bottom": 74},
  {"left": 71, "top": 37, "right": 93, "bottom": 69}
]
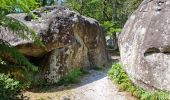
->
[{"left": 24, "top": 68, "right": 135, "bottom": 100}]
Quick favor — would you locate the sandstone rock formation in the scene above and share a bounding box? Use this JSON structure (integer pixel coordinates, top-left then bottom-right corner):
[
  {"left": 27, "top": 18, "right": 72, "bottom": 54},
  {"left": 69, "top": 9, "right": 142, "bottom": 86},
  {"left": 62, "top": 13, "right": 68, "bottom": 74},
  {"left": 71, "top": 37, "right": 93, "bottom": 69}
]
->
[
  {"left": 0, "top": 6, "right": 108, "bottom": 83},
  {"left": 119, "top": 0, "right": 170, "bottom": 91}
]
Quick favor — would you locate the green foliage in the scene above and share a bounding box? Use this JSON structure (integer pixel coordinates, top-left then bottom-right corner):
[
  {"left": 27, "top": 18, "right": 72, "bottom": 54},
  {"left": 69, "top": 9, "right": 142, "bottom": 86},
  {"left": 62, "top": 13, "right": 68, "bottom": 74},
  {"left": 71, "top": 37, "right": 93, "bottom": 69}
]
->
[
  {"left": 57, "top": 68, "right": 83, "bottom": 85},
  {"left": 101, "top": 21, "right": 122, "bottom": 36},
  {"left": 0, "top": 14, "right": 32, "bottom": 40},
  {"left": 0, "top": 0, "right": 43, "bottom": 95},
  {"left": 0, "top": 0, "right": 42, "bottom": 73},
  {"left": 64, "top": 0, "right": 142, "bottom": 36},
  {"left": 0, "top": 73, "right": 21, "bottom": 100},
  {"left": 108, "top": 63, "right": 170, "bottom": 100},
  {"left": 27, "top": 12, "right": 39, "bottom": 20},
  {"left": 64, "top": 0, "right": 142, "bottom": 26},
  {"left": 0, "top": 0, "right": 38, "bottom": 14},
  {"left": 0, "top": 13, "right": 43, "bottom": 48},
  {"left": 64, "top": 0, "right": 111, "bottom": 22},
  {"left": 0, "top": 0, "right": 42, "bottom": 45},
  {"left": 0, "top": 41, "right": 38, "bottom": 72},
  {"left": 0, "top": 9, "right": 42, "bottom": 46},
  {"left": 39, "top": 0, "right": 55, "bottom": 6}
]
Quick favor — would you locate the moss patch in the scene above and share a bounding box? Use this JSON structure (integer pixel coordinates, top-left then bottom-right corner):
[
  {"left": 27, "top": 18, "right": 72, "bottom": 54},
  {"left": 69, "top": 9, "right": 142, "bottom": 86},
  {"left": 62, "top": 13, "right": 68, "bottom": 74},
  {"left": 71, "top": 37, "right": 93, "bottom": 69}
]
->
[{"left": 107, "top": 63, "right": 170, "bottom": 100}]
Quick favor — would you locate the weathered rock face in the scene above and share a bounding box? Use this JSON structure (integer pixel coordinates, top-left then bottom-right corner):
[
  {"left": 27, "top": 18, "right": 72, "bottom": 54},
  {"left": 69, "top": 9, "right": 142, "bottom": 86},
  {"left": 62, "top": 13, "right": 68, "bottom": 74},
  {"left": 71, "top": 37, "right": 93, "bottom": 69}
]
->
[
  {"left": 119, "top": 0, "right": 170, "bottom": 91},
  {"left": 0, "top": 6, "right": 108, "bottom": 83}
]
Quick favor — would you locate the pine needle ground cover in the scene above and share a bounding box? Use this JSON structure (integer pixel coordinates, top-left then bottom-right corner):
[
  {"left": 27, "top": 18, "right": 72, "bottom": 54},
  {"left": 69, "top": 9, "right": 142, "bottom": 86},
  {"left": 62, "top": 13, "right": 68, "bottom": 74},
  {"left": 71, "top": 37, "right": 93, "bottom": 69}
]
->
[{"left": 108, "top": 63, "right": 170, "bottom": 100}]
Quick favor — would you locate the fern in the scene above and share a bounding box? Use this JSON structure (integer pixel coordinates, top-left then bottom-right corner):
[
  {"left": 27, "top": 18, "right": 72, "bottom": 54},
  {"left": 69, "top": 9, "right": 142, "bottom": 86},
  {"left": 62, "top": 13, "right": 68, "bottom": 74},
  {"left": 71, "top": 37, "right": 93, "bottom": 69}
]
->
[
  {"left": 0, "top": 14, "right": 42, "bottom": 45},
  {"left": 0, "top": 40, "right": 38, "bottom": 72},
  {"left": 0, "top": 0, "right": 42, "bottom": 73},
  {"left": 1, "top": 14, "right": 31, "bottom": 40}
]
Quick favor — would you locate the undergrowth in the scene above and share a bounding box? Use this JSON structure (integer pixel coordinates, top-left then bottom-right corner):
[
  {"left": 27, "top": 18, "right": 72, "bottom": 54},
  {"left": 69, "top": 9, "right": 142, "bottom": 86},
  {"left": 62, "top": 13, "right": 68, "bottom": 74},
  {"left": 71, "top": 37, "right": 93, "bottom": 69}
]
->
[
  {"left": 57, "top": 68, "right": 83, "bottom": 86},
  {"left": 0, "top": 73, "right": 21, "bottom": 100},
  {"left": 108, "top": 63, "right": 170, "bottom": 100}
]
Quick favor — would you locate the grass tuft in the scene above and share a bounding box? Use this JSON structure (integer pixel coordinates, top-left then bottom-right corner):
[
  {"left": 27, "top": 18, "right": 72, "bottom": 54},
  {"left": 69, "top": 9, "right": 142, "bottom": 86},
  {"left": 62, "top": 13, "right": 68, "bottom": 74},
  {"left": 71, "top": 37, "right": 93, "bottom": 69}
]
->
[{"left": 57, "top": 68, "right": 83, "bottom": 86}]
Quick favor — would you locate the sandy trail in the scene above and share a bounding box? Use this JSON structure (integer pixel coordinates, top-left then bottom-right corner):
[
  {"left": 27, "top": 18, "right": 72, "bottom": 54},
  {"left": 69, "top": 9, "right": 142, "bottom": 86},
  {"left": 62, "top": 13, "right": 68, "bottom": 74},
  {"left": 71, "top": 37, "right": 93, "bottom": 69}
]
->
[
  {"left": 24, "top": 68, "right": 135, "bottom": 100},
  {"left": 66, "top": 69, "right": 135, "bottom": 100}
]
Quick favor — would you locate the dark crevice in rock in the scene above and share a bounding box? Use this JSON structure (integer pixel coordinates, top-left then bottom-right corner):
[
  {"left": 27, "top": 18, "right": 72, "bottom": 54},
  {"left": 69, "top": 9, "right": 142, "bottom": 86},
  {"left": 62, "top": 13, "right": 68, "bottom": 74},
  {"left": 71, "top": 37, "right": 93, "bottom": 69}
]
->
[
  {"left": 157, "top": 1, "right": 165, "bottom": 6},
  {"left": 155, "top": 0, "right": 165, "bottom": 11},
  {"left": 144, "top": 46, "right": 170, "bottom": 56},
  {"left": 139, "top": 11, "right": 148, "bottom": 12},
  {"left": 144, "top": 47, "right": 160, "bottom": 56},
  {"left": 27, "top": 55, "right": 48, "bottom": 66}
]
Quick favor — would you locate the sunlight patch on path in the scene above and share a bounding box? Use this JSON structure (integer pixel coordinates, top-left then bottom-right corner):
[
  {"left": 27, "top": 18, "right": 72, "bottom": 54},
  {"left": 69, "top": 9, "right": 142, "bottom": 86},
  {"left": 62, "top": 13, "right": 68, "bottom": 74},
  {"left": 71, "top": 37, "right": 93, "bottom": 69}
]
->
[{"left": 65, "top": 70, "right": 135, "bottom": 100}]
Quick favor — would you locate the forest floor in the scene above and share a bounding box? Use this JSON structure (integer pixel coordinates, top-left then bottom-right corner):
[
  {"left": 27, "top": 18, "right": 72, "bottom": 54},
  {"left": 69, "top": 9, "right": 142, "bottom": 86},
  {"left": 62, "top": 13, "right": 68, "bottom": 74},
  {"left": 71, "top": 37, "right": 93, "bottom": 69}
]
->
[{"left": 24, "top": 56, "right": 135, "bottom": 100}]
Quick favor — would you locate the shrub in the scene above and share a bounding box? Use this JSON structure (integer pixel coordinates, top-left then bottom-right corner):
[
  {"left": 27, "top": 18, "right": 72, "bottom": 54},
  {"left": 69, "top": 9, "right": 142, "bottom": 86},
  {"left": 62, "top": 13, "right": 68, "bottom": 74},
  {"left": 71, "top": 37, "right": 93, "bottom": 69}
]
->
[
  {"left": 108, "top": 63, "right": 170, "bottom": 100},
  {"left": 0, "top": 73, "right": 21, "bottom": 100}
]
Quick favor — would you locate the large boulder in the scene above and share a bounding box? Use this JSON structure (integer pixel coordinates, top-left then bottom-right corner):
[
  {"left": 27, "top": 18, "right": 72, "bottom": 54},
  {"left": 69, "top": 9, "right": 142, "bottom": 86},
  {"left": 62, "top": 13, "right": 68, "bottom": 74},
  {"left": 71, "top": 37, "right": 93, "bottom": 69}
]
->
[
  {"left": 119, "top": 0, "right": 170, "bottom": 91},
  {"left": 0, "top": 6, "right": 108, "bottom": 83}
]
